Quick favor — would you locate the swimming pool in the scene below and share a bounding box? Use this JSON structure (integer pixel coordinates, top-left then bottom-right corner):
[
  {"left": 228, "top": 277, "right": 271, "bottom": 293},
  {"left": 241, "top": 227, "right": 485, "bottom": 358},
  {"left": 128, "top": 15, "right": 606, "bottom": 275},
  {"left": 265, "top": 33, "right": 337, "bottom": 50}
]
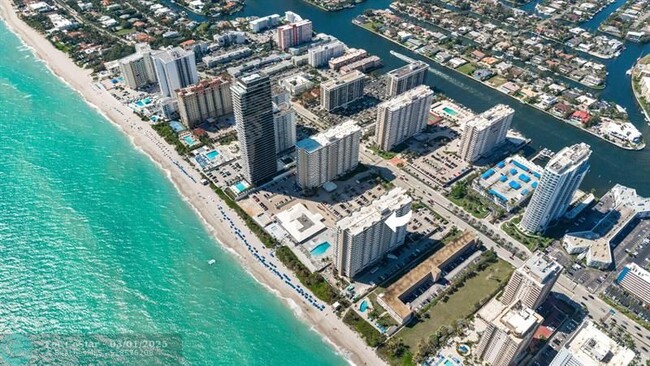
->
[
  {"left": 206, "top": 150, "right": 220, "bottom": 161},
  {"left": 359, "top": 300, "right": 368, "bottom": 312},
  {"left": 183, "top": 135, "right": 197, "bottom": 145},
  {"left": 135, "top": 98, "right": 152, "bottom": 108},
  {"left": 443, "top": 106, "right": 458, "bottom": 116},
  {"left": 234, "top": 182, "right": 247, "bottom": 193},
  {"left": 310, "top": 242, "right": 330, "bottom": 256}
]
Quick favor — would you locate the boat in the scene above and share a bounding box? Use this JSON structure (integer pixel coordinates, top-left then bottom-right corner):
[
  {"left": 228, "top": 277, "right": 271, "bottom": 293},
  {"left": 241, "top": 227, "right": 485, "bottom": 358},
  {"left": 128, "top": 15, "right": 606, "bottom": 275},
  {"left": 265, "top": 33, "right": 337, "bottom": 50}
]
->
[
  {"left": 626, "top": 68, "right": 633, "bottom": 76},
  {"left": 208, "top": 259, "right": 216, "bottom": 265}
]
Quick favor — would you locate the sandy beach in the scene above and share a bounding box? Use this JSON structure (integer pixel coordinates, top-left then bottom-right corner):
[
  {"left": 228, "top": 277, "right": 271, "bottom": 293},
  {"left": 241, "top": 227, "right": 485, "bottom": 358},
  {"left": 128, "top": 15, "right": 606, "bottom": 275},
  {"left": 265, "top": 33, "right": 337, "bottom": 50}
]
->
[{"left": 0, "top": 2, "right": 385, "bottom": 365}]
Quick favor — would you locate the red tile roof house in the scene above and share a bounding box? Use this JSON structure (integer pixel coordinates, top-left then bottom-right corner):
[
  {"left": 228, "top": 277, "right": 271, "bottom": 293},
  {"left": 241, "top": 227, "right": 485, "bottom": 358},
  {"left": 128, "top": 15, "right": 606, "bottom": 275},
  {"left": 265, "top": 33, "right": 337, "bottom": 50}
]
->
[{"left": 570, "top": 110, "right": 590, "bottom": 125}]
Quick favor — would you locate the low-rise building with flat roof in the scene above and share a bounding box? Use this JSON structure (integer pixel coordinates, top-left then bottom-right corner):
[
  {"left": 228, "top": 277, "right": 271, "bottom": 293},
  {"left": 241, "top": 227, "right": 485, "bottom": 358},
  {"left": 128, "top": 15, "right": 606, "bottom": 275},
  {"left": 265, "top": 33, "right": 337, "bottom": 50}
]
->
[
  {"left": 564, "top": 184, "right": 650, "bottom": 269},
  {"left": 276, "top": 203, "right": 327, "bottom": 244},
  {"left": 377, "top": 231, "right": 477, "bottom": 325},
  {"left": 473, "top": 156, "right": 543, "bottom": 212}
]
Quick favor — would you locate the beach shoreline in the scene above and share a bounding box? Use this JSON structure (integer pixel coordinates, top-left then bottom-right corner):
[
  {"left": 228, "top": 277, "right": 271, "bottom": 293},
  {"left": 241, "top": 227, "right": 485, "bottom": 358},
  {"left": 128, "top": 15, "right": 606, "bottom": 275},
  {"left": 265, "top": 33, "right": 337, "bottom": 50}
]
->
[{"left": 0, "top": 2, "right": 384, "bottom": 365}]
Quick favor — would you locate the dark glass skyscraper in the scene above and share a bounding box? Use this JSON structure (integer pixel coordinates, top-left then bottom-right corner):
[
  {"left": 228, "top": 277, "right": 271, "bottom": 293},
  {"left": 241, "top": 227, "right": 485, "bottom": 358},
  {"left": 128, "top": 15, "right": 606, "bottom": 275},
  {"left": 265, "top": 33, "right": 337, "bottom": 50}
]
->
[{"left": 231, "top": 73, "right": 277, "bottom": 184}]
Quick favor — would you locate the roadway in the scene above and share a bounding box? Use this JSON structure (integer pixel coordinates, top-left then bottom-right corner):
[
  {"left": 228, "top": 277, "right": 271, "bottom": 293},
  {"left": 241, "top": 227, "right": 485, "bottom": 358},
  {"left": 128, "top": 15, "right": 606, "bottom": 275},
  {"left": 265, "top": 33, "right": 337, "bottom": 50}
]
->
[{"left": 359, "top": 145, "right": 650, "bottom": 360}]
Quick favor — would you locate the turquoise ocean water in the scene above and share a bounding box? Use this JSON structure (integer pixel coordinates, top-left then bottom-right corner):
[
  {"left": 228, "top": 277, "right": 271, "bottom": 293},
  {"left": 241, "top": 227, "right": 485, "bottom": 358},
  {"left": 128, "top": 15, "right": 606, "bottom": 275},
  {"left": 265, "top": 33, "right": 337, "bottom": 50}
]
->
[{"left": 0, "top": 20, "right": 344, "bottom": 365}]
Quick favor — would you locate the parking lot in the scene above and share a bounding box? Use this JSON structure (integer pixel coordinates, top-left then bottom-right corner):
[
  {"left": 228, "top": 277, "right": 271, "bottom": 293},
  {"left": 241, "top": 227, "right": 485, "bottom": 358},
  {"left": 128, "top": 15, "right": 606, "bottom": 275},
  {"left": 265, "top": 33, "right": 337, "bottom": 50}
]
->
[
  {"left": 239, "top": 167, "right": 392, "bottom": 226},
  {"left": 403, "top": 129, "right": 472, "bottom": 188}
]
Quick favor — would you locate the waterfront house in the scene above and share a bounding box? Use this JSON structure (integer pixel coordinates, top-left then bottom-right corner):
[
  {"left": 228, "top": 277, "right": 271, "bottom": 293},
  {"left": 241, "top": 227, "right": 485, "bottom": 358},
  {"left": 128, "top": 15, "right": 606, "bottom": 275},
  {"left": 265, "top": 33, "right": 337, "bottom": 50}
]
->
[
  {"left": 553, "top": 102, "right": 573, "bottom": 118},
  {"left": 571, "top": 110, "right": 590, "bottom": 125}
]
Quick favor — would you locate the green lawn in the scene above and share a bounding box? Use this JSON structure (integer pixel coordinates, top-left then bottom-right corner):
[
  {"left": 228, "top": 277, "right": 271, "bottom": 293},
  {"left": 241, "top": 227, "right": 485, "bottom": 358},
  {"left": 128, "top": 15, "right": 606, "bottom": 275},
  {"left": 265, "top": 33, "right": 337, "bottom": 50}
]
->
[
  {"left": 398, "top": 259, "right": 514, "bottom": 351},
  {"left": 502, "top": 216, "right": 554, "bottom": 251},
  {"left": 456, "top": 63, "right": 476, "bottom": 75},
  {"left": 487, "top": 75, "right": 508, "bottom": 87},
  {"left": 448, "top": 193, "right": 490, "bottom": 219},
  {"left": 116, "top": 28, "right": 136, "bottom": 36}
]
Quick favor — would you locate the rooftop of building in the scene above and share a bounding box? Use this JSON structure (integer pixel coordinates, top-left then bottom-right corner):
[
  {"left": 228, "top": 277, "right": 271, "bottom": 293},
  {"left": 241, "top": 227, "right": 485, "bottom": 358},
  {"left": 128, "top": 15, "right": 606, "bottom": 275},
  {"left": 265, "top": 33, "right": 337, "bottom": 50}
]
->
[
  {"left": 547, "top": 143, "right": 591, "bottom": 174},
  {"left": 521, "top": 250, "right": 563, "bottom": 284},
  {"left": 387, "top": 61, "right": 428, "bottom": 78},
  {"left": 379, "top": 85, "right": 433, "bottom": 109},
  {"left": 465, "top": 104, "right": 514, "bottom": 130},
  {"left": 380, "top": 231, "right": 476, "bottom": 321},
  {"left": 479, "top": 299, "right": 542, "bottom": 340},
  {"left": 336, "top": 187, "right": 411, "bottom": 236},
  {"left": 476, "top": 156, "right": 542, "bottom": 207},
  {"left": 295, "top": 119, "right": 360, "bottom": 153},
  {"left": 329, "top": 49, "right": 367, "bottom": 63},
  {"left": 321, "top": 70, "right": 365, "bottom": 89},
  {"left": 309, "top": 40, "right": 344, "bottom": 52},
  {"left": 618, "top": 262, "right": 650, "bottom": 284},
  {"left": 278, "top": 19, "right": 312, "bottom": 29},
  {"left": 176, "top": 76, "right": 230, "bottom": 96},
  {"left": 276, "top": 203, "right": 327, "bottom": 243},
  {"left": 560, "top": 321, "right": 635, "bottom": 366},
  {"left": 565, "top": 184, "right": 650, "bottom": 266},
  {"left": 151, "top": 47, "right": 194, "bottom": 62}
]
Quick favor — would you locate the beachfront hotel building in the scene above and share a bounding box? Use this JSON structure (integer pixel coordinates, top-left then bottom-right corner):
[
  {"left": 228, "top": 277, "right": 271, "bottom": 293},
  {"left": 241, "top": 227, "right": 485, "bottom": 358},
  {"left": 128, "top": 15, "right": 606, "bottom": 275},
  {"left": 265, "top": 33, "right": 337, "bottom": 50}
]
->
[
  {"left": 296, "top": 120, "right": 361, "bottom": 190},
  {"left": 277, "top": 19, "right": 313, "bottom": 51},
  {"left": 176, "top": 76, "right": 233, "bottom": 129},
  {"left": 520, "top": 143, "right": 591, "bottom": 234},
  {"left": 476, "top": 300, "right": 543, "bottom": 366},
  {"left": 334, "top": 187, "right": 412, "bottom": 278},
  {"left": 500, "top": 251, "right": 562, "bottom": 310},
  {"left": 320, "top": 71, "right": 365, "bottom": 112},
  {"left": 386, "top": 61, "right": 428, "bottom": 98},
  {"left": 458, "top": 104, "right": 514, "bottom": 163},
  {"left": 616, "top": 263, "right": 650, "bottom": 305},
  {"left": 118, "top": 43, "right": 157, "bottom": 89},
  {"left": 375, "top": 85, "right": 434, "bottom": 151},
  {"left": 308, "top": 41, "right": 345, "bottom": 68},
  {"left": 231, "top": 73, "right": 278, "bottom": 184},
  {"left": 550, "top": 321, "right": 635, "bottom": 366},
  {"left": 152, "top": 47, "right": 199, "bottom": 98}
]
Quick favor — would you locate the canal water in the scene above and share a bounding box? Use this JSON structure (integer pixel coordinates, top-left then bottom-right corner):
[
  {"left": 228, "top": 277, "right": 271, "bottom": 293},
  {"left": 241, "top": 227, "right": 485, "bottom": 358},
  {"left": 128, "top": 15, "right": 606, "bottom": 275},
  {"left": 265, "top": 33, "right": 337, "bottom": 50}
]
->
[{"left": 165, "top": 0, "right": 650, "bottom": 196}]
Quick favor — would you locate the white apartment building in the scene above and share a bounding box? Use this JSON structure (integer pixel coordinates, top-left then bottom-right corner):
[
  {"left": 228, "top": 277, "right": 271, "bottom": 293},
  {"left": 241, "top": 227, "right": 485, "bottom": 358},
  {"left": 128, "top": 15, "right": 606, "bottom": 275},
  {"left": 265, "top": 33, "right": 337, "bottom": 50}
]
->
[
  {"left": 176, "top": 76, "right": 233, "bottom": 128},
  {"left": 273, "top": 98, "right": 297, "bottom": 154},
  {"left": 308, "top": 41, "right": 345, "bottom": 68},
  {"left": 375, "top": 85, "right": 434, "bottom": 151},
  {"left": 458, "top": 104, "right": 514, "bottom": 162},
  {"left": 616, "top": 263, "right": 650, "bottom": 305},
  {"left": 500, "top": 251, "right": 563, "bottom": 310},
  {"left": 249, "top": 14, "right": 280, "bottom": 33},
  {"left": 476, "top": 300, "right": 543, "bottom": 366},
  {"left": 386, "top": 61, "right": 428, "bottom": 97},
  {"left": 320, "top": 70, "right": 365, "bottom": 111},
  {"left": 295, "top": 120, "right": 361, "bottom": 190},
  {"left": 118, "top": 43, "right": 157, "bottom": 89},
  {"left": 335, "top": 187, "right": 412, "bottom": 278},
  {"left": 520, "top": 143, "right": 591, "bottom": 233},
  {"left": 550, "top": 321, "right": 635, "bottom": 366},
  {"left": 152, "top": 47, "right": 199, "bottom": 97}
]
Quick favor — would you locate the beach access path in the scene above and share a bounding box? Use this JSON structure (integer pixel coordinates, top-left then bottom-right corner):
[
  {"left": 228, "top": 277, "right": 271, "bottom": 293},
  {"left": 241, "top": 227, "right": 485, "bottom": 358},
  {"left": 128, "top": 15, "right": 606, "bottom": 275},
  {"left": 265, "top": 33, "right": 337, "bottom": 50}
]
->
[{"left": 0, "top": 2, "right": 385, "bottom": 364}]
